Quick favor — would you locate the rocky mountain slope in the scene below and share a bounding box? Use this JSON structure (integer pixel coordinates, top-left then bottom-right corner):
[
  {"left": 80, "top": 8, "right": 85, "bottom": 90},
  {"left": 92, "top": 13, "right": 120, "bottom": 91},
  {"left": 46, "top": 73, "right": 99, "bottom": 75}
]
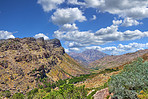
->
[
  {"left": 69, "top": 49, "right": 109, "bottom": 66},
  {"left": 0, "top": 37, "right": 88, "bottom": 94},
  {"left": 89, "top": 49, "right": 148, "bottom": 69}
]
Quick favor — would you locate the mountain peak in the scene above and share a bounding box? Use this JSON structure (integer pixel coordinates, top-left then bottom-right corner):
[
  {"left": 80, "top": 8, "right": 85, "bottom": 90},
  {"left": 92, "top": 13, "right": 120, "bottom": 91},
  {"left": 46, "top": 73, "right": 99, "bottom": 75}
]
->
[{"left": 69, "top": 49, "right": 109, "bottom": 66}]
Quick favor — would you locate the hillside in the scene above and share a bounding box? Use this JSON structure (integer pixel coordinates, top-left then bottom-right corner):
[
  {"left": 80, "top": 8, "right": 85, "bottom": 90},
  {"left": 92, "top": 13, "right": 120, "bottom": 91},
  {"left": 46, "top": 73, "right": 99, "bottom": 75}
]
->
[
  {"left": 69, "top": 49, "right": 109, "bottom": 66},
  {"left": 0, "top": 37, "right": 89, "bottom": 94},
  {"left": 89, "top": 49, "right": 148, "bottom": 69}
]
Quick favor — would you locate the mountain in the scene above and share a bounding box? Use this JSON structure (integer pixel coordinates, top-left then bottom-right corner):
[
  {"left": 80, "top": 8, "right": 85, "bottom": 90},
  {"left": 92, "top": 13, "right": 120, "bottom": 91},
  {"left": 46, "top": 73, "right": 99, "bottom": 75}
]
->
[
  {"left": 69, "top": 49, "right": 109, "bottom": 66},
  {"left": 89, "top": 49, "right": 148, "bottom": 69},
  {"left": 0, "top": 37, "right": 89, "bottom": 94}
]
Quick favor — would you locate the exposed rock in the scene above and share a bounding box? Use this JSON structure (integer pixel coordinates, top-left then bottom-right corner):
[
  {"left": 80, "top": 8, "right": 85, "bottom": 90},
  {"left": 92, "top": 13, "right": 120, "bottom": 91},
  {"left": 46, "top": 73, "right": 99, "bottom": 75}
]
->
[
  {"left": 46, "top": 39, "right": 62, "bottom": 48},
  {"left": 0, "top": 60, "right": 8, "bottom": 68},
  {"left": 93, "top": 88, "right": 111, "bottom": 99},
  {"left": 0, "top": 37, "right": 88, "bottom": 95}
]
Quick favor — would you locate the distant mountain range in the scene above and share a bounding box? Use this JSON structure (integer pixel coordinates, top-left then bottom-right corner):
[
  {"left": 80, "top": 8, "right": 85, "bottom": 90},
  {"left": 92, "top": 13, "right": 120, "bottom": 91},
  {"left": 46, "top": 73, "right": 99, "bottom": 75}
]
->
[
  {"left": 68, "top": 49, "right": 109, "bottom": 66},
  {"left": 89, "top": 49, "right": 148, "bottom": 69}
]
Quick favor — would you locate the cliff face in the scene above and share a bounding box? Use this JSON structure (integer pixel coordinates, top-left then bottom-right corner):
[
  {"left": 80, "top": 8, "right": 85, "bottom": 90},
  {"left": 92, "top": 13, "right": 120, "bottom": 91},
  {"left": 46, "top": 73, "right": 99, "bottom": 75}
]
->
[{"left": 0, "top": 37, "right": 88, "bottom": 94}]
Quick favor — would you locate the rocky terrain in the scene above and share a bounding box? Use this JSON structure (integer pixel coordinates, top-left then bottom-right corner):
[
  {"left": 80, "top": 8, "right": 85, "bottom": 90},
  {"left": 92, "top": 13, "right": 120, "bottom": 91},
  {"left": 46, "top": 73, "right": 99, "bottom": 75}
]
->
[
  {"left": 0, "top": 37, "right": 88, "bottom": 94},
  {"left": 89, "top": 49, "right": 148, "bottom": 69},
  {"left": 93, "top": 88, "right": 111, "bottom": 99},
  {"left": 69, "top": 49, "right": 109, "bottom": 67}
]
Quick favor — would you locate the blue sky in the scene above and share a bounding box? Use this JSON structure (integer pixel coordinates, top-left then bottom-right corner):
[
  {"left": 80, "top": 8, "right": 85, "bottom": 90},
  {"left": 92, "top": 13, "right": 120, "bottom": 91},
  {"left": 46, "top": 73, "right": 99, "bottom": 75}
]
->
[{"left": 0, "top": 0, "right": 148, "bottom": 55}]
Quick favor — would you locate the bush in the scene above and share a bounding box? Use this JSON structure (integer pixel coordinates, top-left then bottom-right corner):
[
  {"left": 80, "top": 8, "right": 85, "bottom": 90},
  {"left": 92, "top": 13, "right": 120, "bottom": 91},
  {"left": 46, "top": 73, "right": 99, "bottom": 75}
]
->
[
  {"left": 45, "top": 87, "right": 51, "bottom": 92},
  {"left": 27, "top": 88, "right": 38, "bottom": 99},
  {"left": 2, "top": 90, "right": 11, "bottom": 98},
  {"left": 27, "top": 86, "right": 29, "bottom": 89},
  {"left": 43, "top": 84, "right": 87, "bottom": 99},
  {"left": 11, "top": 93, "right": 24, "bottom": 99},
  {"left": 27, "top": 88, "right": 38, "bottom": 95},
  {"left": 109, "top": 58, "right": 148, "bottom": 99},
  {"left": 138, "top": 89, "right": 148, "bottom": 99}
]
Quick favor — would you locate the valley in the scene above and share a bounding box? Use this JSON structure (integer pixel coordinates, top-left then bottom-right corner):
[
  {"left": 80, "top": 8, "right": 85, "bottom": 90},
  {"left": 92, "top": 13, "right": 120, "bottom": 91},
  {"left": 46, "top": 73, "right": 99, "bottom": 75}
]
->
[{"left": 0, "top": 38, "right": 147, "bottom": 99}]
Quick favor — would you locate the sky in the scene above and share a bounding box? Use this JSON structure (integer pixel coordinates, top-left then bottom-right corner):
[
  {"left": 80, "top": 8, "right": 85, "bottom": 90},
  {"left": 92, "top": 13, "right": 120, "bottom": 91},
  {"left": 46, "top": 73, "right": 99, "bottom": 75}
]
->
[{"left": 0, "top": 0, "right": 148, "bottom": 55}]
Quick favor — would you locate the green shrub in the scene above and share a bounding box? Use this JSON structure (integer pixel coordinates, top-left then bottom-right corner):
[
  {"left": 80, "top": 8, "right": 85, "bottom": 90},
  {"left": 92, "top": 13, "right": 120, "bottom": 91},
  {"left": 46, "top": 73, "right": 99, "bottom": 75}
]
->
[
  {"left": 2, "top": 90, "right": 11, "bottom": 98},
  {"left": 45, "top": 87, "right": 51, "bottom": 92},
  {"left": 109, "top": 58, "right": 148, "bottom": 99},
  {"left": 27, "top": 88, "right": 38, "bottom": 99},
  {"left": 39, "top": 85, "right": 43, "bottom": 89},
  {"left": 43, "top": 84, "right": 87, "bottom": 99},
  {"left": 27, "top": 86, "right": 29, "bottom": 89},
  {"left": 11, "top": 93, "right": 24, "bottom": 99},
  {"left": 27, "top": 88, "right": 38, "bottom": 96}
]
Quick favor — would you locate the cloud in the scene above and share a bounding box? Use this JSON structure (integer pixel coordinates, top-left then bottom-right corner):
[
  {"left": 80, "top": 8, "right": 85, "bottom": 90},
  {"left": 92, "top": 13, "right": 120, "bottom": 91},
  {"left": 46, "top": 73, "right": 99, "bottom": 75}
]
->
[
  {"left": 65, "top": 48, "right": 70, "bottom": 53},
  {"left": 121, "top": 17, "right": 142, "bottom": 27},
  {"left": 84, "top": 0, "right": 148, "bottom": 20},
  {"left": 34, "top": 33, "right": 49, "bottom": 40},
  {"left": 86, "top": 42, "right": 148, "bottom": 55},
  {"left": 68, "top": 42, "right": 88, "bottom": 48},
  {"left": 67, "top": 0, "right": 86, "bottom": 5},
  {"left": 91, "top": 15, "right": 97, "bottom": 20},
  {"left": 54, "top": 30, "right": 98, "bottom": 45},
  {"left": 51, "top": 8, "right": 86, "bottom": 25},
  {"left": 54, "top": 20, "right": 148, "bottom": 49},
  {"left": 0, "top": 30, "right": 15, "bottom": 39},
  {"left": 95, "top": 25, "right": 118, "bottom": 36},
  {"left": 95, "top": 24, "right": 148, "bottom": 41},
  {"left": 119, "top": 7, "right": 148, "bottom": 19},
  {"left": 113, "top": 20, "right": 122, "bottom": 25},
  {"left": 37, "top": 0, "right": 65, "bottom": 12},
  {"left": 123, "top": 30, "right": 148, "bottom": 40},
  {"left": 85, "top": 0, "right": 104, "bottom": 8},
  {"left": 60, "top": 23, "right": 78, "bottom": 31},
  {"left": 69, "top": 47, "right": 80, "bottom": 51}
]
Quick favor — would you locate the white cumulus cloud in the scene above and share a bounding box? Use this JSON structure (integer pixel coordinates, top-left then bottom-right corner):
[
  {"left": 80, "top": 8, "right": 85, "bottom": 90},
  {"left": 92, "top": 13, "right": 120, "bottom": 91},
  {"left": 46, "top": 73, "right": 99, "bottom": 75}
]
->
[
  {"left": 86, "top": 42, "right": 148, "bottom": 55},
  {"left": 60, "top": 23, "right": 78, "bottom": 31},
  {"left": 70, "top": 47, "right": 80, "bottom": 51},
  {"left": 85, "top": 0, "right": 104, "bottom": 8},
  {"left": 51, "top": 8, "right": 86, "bottom": 25},
  {"left": 67, "top": 0, "right": 86, "bottom": 5},
  {"left": 121, "top": 17, "right": 142, "bottom": 27},
  {"left": 34, "top": 33, "right": 49, "bottom": 40},
  {"left": 0, "top": 30, "right": 15, "bottom": 39},
  {"left": 84, "top": 0, "right": 148, "bottom": 20},
  {"left": 37, "top": 0, "right": 65, "bottom": 12},
  {"left": 65, "top": 48, "right": 70, "bottom": 53},
  {"left": 113, "top": 20, "right": 122, "bottom": 25},
  {"left": 54, "top": 20, "right": 148, "bottom": 48}
]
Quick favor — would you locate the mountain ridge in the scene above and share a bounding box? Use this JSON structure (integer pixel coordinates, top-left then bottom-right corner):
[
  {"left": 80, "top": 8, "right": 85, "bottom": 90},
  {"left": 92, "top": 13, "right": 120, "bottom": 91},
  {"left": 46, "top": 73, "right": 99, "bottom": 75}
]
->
[
  {"left": 89, "top": 49, "right": 148, "bottom": 69},
  {"left": 0, "top": 37, "right": 89, "bottom": 94},
  {"left": 68, "top": 49, "right": 109, "bottom": 66}
]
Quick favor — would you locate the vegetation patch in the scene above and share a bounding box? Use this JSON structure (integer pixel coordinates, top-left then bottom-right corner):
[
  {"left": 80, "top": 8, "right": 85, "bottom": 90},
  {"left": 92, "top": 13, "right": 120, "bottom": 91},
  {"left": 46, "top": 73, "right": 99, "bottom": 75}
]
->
[{"left": 108, "top": 58, "right": 148, "bottom": 99}]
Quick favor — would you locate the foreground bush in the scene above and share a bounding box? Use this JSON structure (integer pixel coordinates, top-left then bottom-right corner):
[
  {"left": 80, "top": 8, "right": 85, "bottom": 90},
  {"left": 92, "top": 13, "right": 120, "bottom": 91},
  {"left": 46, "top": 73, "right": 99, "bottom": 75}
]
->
[
  {"left": 43, "top": 84, "right": 87, "bottom": 99},
  {"left": 1, "top": 90, "right": 11, "bottom": 98},
  {"left": 138, "top": 89, "right": 148, "bottom": 99},
  {"left": 109, "top": 58, "right": 148, "bottom": 99},
  {"left": 10, "top": 93, "right": 24, "bottom": 99}
]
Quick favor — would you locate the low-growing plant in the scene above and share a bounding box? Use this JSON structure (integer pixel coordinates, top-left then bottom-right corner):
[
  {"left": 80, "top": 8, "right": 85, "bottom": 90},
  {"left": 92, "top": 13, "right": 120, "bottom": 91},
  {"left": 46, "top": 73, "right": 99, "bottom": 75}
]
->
[
  {"left": 2, "top": 90, "right": 11, "bottom": 98},
  {"left": 138, "top": 89, "right": 148, "bottom": 99},
  {"left": 10, "top": 93, "right": 24, "bottom": 99},
  {"left": 109, "top": 58, "right": 148, "bottom": 99}
]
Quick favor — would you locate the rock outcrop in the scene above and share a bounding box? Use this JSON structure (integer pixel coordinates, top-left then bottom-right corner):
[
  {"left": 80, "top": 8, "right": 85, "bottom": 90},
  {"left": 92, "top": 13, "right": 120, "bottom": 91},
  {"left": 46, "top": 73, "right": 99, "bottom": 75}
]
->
[{"left": 0, "top": 37, "right": 88, "bottom": 94}]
